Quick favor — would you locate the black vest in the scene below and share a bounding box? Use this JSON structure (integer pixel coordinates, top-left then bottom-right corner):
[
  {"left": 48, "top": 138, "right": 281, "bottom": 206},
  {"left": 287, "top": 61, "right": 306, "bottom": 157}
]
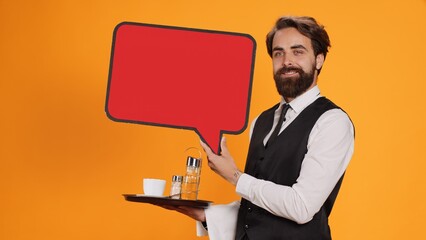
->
[{"left": 235, "top": 97, "right": 345, "bottom": 240}]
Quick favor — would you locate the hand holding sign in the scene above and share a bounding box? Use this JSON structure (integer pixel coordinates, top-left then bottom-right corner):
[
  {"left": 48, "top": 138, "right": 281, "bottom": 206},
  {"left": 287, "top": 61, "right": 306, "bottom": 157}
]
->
[{"left": 106, "top": 22, "right": 256, "bottom": 153}]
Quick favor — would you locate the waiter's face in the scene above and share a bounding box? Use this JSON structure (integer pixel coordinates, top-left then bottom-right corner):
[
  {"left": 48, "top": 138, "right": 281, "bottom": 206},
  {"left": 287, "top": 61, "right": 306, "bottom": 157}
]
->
[{"left": 271, "top": 27, "right": 324, "bottom": 99}]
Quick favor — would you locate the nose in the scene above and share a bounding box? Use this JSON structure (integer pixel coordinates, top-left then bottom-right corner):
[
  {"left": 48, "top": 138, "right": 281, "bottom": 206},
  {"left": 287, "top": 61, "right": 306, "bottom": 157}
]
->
[{"left": 281, "top": 54, "right": 294, "bottom": 67}]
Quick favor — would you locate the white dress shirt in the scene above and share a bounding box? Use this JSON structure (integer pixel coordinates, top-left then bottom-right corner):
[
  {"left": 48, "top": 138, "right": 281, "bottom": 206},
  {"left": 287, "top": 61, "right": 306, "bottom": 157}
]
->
[{"left": 197, "top": 85, "right": 355, "bottom": 239}]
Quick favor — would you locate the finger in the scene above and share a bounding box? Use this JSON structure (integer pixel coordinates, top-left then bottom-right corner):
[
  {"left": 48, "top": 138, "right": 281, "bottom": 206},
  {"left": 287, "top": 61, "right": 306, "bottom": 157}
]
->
[
  {"left": 179, "top": 206, "right": 205, "bottom": 220},
  {"left": 208, "top": 160, "right": 215, "bottom": 169},
  {"left": 156, "top": 204, "right": 179, "bottom": 211},
  {"left": 174, "top": 207, "right": 190, "bottom": 215},
  {"left": 220, "top": 137, "right": 229, "bottom": 156},
  {"left": 199, "top": 139, "right": 214, "bottom": 156},
  {"left": 178, "top": 206, "right": 201, "bottom": 212}
]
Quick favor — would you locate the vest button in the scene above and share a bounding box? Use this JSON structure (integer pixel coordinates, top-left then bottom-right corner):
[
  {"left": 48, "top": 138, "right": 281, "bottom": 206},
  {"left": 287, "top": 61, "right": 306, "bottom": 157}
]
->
[
  {"left": 244, "top": 224, "right": 249, "bottom": 229},
  {"left": 247, "top": 207, "right": 252, "bottom": 213}
]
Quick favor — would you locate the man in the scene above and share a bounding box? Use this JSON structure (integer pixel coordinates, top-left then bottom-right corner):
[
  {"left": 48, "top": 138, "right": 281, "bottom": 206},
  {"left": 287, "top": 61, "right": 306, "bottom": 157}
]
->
[{"left": 166, "top": 16, "right": 355, "bottom": 240}]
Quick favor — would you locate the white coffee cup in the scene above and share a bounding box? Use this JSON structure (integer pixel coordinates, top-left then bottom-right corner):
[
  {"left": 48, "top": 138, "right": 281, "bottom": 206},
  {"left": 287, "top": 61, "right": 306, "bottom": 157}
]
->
[{"left": 143, "top": 178, "right": 166, "bottom": 196}]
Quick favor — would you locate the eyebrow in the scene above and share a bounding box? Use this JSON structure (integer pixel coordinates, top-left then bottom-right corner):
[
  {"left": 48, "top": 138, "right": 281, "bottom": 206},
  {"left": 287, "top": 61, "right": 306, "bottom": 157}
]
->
[
  {"left": 272, "top": 44, "right": 308, "bottom": 52},
  {"left": 290, "top": 44, "right": 308, "bottom": 51}
]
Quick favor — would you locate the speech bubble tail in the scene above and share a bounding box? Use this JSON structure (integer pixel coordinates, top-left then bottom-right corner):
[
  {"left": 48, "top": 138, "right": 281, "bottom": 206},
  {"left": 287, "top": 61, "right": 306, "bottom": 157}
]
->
[{"left": 197, "top": 129, "right": 222, "bottom": 155}]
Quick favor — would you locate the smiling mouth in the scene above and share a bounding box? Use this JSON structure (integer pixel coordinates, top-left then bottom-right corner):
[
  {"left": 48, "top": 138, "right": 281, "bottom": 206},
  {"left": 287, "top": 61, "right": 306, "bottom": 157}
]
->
[
  {"left": 282, "top": 70, "right": 299, "bottom": 76},
  {"left": 280, "top": 68, "right": 301, "bottom": 77}
]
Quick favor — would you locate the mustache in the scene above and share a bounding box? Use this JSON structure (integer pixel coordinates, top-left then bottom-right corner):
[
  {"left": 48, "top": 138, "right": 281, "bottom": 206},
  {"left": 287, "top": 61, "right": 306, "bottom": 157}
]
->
[{"left": 277, "top": 66, "right": 303, "bottom": 75}]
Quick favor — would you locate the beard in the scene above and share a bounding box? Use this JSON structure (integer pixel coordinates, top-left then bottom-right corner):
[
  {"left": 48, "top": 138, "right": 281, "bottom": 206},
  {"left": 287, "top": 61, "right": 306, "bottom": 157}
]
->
[{"left": 273, "top": 65, "right": 315, "bottom": 99}]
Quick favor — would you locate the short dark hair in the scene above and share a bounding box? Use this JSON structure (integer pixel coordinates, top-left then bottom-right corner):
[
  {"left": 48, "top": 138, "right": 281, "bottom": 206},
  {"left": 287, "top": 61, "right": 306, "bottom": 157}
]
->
[{"left": 266, "top": 16, "right": 331, "bottom": 60}]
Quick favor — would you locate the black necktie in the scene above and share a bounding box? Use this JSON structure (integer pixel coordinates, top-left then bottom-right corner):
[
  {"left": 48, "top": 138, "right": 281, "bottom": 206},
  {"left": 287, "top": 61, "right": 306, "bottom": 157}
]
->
[{"left": 267, "top": 104, "right": 290, "bottom": 146}]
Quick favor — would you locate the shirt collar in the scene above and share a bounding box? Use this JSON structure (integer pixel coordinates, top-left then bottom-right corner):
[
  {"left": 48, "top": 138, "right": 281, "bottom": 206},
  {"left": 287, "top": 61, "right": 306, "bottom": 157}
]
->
[{"left": 280, "top": 85, "right": 322, "bottom": 114}]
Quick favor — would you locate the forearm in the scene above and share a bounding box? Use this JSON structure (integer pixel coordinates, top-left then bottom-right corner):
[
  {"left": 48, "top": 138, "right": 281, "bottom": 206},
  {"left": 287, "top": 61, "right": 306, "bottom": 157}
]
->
[{"left": 236, "top": 174, "right": 313, "bottom": 224}]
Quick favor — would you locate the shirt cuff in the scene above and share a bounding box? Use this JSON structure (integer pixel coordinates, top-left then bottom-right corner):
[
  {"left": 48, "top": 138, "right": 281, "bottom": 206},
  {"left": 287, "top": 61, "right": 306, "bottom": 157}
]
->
[{"left": 236, "top": 173, "right": 256, "bottom": 199}]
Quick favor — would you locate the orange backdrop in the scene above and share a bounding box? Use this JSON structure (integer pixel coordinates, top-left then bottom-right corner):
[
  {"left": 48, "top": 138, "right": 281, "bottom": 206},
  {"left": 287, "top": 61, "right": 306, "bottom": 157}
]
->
[{"left": 1, "top": 0, "right": 425, "bottom": 239}]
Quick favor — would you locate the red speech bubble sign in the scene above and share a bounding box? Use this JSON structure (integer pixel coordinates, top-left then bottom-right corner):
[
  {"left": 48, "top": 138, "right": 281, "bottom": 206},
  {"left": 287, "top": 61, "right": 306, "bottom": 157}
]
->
[{"left": 106, "top": 22, "right": 256, "bottom": 154}]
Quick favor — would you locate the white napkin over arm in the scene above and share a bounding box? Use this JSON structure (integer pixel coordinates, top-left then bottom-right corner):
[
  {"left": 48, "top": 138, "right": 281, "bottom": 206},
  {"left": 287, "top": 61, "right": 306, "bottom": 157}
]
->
[{"left": 196, "top": 201, "right": 240, "bottom": 240}]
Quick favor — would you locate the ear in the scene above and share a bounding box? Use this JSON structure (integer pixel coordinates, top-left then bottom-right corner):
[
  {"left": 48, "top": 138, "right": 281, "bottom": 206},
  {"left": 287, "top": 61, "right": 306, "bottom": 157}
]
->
[{"left": 315, "top": 54, "right": 325, "bottom": 70}]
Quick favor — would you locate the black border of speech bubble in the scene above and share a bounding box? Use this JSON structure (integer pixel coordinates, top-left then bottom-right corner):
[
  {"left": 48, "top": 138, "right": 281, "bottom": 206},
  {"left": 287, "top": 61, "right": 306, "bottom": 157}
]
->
[{"left": 105, "top": 22, "right": 256, "bottom": 154}]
